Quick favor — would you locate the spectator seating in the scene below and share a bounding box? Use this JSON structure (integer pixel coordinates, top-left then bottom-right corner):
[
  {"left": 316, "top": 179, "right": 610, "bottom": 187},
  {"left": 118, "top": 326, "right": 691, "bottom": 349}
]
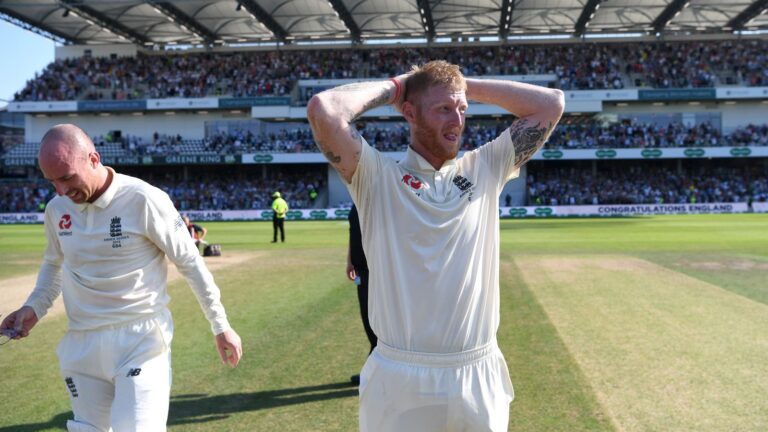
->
[
  {"left": 526, "top": 163, "right": 767, "bottom": 206},
  {"left": 4, "top": 120, "right": 766, "bottom": 160},
  {"left": 12, "top": 39, "right": 768, "bottom": 103}
]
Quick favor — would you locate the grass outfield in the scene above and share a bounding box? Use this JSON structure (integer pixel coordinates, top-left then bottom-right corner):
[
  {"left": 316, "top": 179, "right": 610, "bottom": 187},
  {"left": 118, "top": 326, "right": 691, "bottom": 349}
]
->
[{"left": 0, "top": 214, "right": 766, "bottom": 431}]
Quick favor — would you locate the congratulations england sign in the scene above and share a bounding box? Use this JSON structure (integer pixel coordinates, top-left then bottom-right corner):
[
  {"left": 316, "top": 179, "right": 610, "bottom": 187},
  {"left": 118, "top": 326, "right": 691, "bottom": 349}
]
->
[
  {"left": 2, "top": 203, "right": 765, "bottom": 224},
  {"left": 500, "top": 203, "right": 764, "bottom": 217}
]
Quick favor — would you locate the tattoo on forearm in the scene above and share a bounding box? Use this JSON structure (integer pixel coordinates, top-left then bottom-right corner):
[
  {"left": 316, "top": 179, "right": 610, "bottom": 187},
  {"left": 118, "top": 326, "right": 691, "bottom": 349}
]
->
[
  {"left": 332, "top": 82, "right": 391, "bottom": 121},
  {"left": 510, "top": 120, "right": 553, "bottom": 167},
  {"left": 335, "top": 82, "right": 381, "bottom": 92},
  {"left": 360, "top": 89, "right": 391, "bottom": 115}
]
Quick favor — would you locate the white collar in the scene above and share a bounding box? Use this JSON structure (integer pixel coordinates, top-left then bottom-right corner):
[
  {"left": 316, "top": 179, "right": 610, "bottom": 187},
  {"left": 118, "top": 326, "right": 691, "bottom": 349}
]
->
[{"left": 402, "top": 146, "right": 458, "bottom": 173}]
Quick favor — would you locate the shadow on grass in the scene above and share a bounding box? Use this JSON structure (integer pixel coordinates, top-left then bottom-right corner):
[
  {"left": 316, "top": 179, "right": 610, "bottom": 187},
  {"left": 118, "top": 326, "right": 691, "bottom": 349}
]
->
[
  {"left": 168, "top": 381, "right": 358, "bottom": 425},
  {"left": 0, "top": 411, "right": 71, "bottom": 431},
  {"left": 0, "top": 382, "right": 357, "bottom": 430}
]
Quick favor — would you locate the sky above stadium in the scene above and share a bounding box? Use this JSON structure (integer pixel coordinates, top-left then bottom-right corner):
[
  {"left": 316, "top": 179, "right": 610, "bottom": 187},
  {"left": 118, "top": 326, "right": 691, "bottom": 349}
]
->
[{"left": 0, "top": 21, "right": 55, "bottom": 109}]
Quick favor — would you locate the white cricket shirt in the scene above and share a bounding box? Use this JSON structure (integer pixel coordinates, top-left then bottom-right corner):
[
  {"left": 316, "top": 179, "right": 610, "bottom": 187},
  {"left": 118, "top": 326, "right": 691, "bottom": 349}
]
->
[
  {"left": 348, "top": 131, "right": 519, "bottom": 353},
  {"left": 25, "top": 169, "right": 230, "bottom": 334}
]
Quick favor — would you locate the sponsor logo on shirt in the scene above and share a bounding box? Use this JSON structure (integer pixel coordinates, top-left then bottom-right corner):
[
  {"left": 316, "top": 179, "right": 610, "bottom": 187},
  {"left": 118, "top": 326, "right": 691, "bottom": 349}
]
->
[
  {"left": 58, "top": 214, "right": 73, "bottom": 236},
  {"left": 401, "top": 173, "right": 426, "bottom": 197},
  {"left": 104, "top": 216, "right": 130, "bottom": 248},
  {"left": 452, "top": 174, "right": 476, "bottom": 201},
  {"left": 59, "top": 214, "right": 72, "bottom": 229},
  {"left": 402, "top": 174, "right": 423, "bottom": 190}
]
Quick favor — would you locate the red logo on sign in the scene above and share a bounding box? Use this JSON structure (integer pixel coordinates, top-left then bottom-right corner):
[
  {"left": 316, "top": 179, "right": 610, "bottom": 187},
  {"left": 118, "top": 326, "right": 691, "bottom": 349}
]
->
[
  {"left": 59, "top": 214, "right": 72, "bottom": 230},
  {"left": 402, "top": 174, "right": 422, "bottom": 190}
]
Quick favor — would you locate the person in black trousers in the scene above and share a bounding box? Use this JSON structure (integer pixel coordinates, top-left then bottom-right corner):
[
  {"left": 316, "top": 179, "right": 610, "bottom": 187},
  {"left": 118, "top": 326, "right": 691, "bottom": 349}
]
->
[{"left": 346, "top": 205, "right": 377, "bottom": 385}]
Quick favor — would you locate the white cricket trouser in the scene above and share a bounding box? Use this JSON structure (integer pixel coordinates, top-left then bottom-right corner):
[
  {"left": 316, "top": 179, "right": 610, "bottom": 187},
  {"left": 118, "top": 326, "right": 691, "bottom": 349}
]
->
[
  {"left": 359, "top": 340, "right": 514, "bottom": 432},
  {"left": 56, "top": 309, "right": 173, "bottom": 432}
]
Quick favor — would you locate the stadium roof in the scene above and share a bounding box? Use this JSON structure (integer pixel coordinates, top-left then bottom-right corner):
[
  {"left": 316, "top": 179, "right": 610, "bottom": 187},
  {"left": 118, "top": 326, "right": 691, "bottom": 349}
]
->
[{"left": 0, "top": 0, "right": 766, "bottom": 47}]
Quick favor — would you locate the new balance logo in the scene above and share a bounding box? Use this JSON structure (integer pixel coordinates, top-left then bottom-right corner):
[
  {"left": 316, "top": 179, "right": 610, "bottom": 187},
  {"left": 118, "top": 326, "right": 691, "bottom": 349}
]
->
[
  {"left": 65, "top": 377, "right": 78, "bottom": 398},
  {"left": 126, "top": 368, "right": 142, "bottom": 377}
]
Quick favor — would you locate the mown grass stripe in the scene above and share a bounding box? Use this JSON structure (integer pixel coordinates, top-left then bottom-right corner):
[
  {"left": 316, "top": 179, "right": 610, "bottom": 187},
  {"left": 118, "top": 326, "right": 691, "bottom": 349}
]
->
[
  {"left": 641, "top": 252, "right": 768, "bottom": 307},
  {"left": 517, "top": 255, "right": 768, "bottom": 432},
  {"left": 499, "top": 255, "right": 615, "bottom": 432}
]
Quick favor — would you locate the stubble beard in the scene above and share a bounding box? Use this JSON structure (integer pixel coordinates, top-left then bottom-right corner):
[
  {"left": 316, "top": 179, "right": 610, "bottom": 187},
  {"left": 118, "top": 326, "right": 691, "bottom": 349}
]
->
[{"left": 413, "top": 115, "right": 462, "bottom": 162}]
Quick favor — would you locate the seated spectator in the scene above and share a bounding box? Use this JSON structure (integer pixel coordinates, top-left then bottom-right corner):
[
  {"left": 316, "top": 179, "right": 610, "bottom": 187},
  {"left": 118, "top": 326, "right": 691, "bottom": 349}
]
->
[
  {"left": 0, "top": 169, "right": 325, "bottom": 212},
  {"left": 13, "top": 39, "right": 768, "bottom": 103},
  {"left": 3, "top": 119, "right": 767, "bottom": 162},
  {"left": 525, "top": 163, "right": 767, "bottom": 206}
]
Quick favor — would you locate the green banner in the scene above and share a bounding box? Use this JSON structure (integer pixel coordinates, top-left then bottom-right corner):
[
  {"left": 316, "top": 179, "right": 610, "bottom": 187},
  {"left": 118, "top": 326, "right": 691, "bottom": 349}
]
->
[
  {"left": 100, "top": 155, "right": 239, "bottom": 165},
  {"left": 2, "top": 157, "right": 37, "bottom": 166},
  {"left": 508, "top": 208, "right": 528, "bottom": 217},
  {"left": 251, "top": 154, "right": 274, "bottom": 163},
  {"left": 730, "top": 147, "right": 752, "bottom": 157},
  {"left": 334, "top": 209, "right": 350, "bottom": 218},
  {"left": 155, "top": 155, "right": 240, "bottom": 165},
  {"left": 534, "top": 207, "right": 553, "bottom": 216},
  {"left": 286, "top": 210, "right": 303, "bottom": 220},
  {"left": 260, "top": 210, "right": 273, "bottom": 220},
  {"left": 595, "top": 149, "right": 617, "bottom": 158},
  {"left": 641, "top": 149, "right": 663, "bottom": 158},
  {"left": 309, "top": 210, "right": 328, "bottom": 220},
  {"left": 101, "top": 156, "right": 154, "bottom": 166},
  {"left": 638, "top": 89, "right": 716, "bottom": 101},
  {"left": 684, "top": 148, "right": 706, "bottom": 158},
  {"left": 218, "top": 97, "right": 291, "bottom": 108},
  {"left": 542, "top": 150, "right": 563, "bottom": 159},
  {"left": 78, "top": 100, "right": 146, "bottom": 111}
]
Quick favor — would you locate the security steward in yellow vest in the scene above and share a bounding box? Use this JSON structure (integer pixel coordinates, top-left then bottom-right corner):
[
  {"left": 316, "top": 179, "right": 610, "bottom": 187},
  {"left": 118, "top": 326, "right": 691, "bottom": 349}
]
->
[{"left": 271, "top": 191, "right": 289, "bottom": 243}]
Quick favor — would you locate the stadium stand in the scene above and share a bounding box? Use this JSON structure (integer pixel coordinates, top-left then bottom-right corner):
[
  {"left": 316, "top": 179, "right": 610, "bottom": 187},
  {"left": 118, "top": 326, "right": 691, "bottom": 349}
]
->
[
  {"left": 5, "top": 160, "right": 764, "bottom": 213},
  {"left": 0, "top": 165, "right": 325, "bottom": 213},
  {"left": 525, "top": 161, "right": 768, "bottom": 206},
  {"left": 4, "top": 119, "right": 767, "bottom": 160},
  {"left": 11, "top": 40, "right": 768, "bottom": 103},
  {"left": 1, "top": 2, "right": 767, "bottom": 215},
  {"left": 6, "top": 118, "right": 768, "bottom": 157}
]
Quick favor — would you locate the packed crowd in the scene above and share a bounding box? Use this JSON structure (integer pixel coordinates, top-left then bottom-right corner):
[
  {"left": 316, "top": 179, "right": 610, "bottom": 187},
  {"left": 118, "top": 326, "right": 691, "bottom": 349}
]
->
[
  {"left": 526, "top": 165, "right": 768, "bottom": 206},
  {"left": 0, "top": 180, "right": 53, "bottom": 213},
  {"left": 145, "top": 120, "right": 768, "bottom": 156},
  {"left": 14, "top": 49, "right": 360, "bottom": 102},
  {"left": 544, "top": 119, "right": 768, "bottom": 149},
  {"left": 548, "top": 120, "right": 710, "bottom": 149},
  {"left": 5, "top": 119, "right": 767, "bottom": 160},
  {"left": 14, "top": 39, "right": 768, "bottom": 102},
  {"left": 204, "top": 128, "right": 316, "bottom": 154},
  {"left": 107, "top": 133, "right": 186, "bottom": 156},
  {"left": 0, "top": 133, "right": 24, "bottom": 154},
  {"left": 152, "top": 172, "right": 324, "bottom": 211},
  {"left": 3, "top": 162, "right": 765, "bottom": 213},
  {"left": 0, "top": 171, "right": 324, "bottom": 213}
]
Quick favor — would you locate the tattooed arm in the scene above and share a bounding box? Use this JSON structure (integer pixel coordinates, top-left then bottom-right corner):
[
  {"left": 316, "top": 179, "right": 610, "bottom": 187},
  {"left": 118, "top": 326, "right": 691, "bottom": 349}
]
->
[
  {"left": 465, "top": 79, "right": 565, "bottom": 168},
  {"left": 307, "top": 79, "right": 402, "bottom": 183}
]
